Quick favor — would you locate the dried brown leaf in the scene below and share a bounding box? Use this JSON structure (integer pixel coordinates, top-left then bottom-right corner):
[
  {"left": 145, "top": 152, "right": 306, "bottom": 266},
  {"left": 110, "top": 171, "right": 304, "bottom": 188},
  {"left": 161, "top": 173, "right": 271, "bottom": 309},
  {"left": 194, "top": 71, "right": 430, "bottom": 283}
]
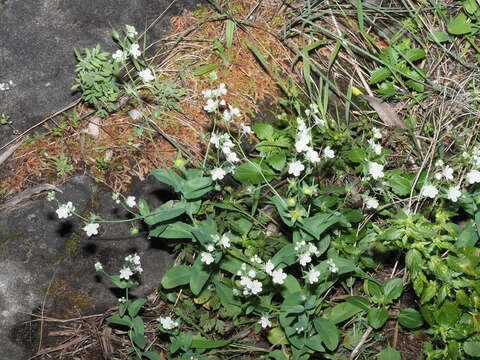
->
[{"left": 363, "top": 95, "right": 406, "bottom": 129}]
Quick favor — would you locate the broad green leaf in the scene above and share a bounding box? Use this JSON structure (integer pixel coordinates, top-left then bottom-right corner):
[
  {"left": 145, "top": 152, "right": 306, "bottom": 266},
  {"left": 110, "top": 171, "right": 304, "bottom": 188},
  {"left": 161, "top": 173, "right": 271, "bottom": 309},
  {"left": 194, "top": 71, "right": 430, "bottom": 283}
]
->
[
  {"left": 405, "top": 249, "right": 422, "bottom": 273},
  {"left": 436, "top": 301, "right": 460, "bottom": 326},
  {"left": 161, "top": 265, "right": 191, "bottom": 289},
  {"left": 345, "top": 296, "right": 371, "bottom": 311},
  {"left": 447, "top": 13, "right": 473, "bottom": 35},
  {"left": 107, "top": 314, "right": 132, "bottom": 327},
  {"left": 138, "top": 199, "right": 150, "bottom": 217},
  {"left": 190, "top": 257, "right": 211, "bottom": 296},
  {"left": 131, "top": 332, "right": 146, "bottom": 350},
  {"left": 252, "top": 123, "right": 274, "bottom": 140},
  {"left": 364, "top": 280, "right": 383, "bottom": 299},
  {"left": 271, "top": 244, "right": 297, "bottom": 267},
  {"left": 266, "top": 152, "right": 286, "bottom": 171},
  {"left": 305, "top": 335, "right": 325, "bottom": 352},
  {"left": 404, "top": 48, "right": 426, "bottom": 62},
  {"left": 368, "top": 307, "right": 389, "bottom": 329},
  {"left": 300, "top": 213, "right": 349, "bottom": 240},
  {"left": 144, "top": 200, "right": 185, "bottom": 225},
  {"left": 388, "top": 174, "right": 411, "bottom": 196},
  {"left": 377, "top": 346, "right": 401, "bottom": 360},
  {"left": 128, "top": 298, "right": 146, "bottom": 318},
  {"left": 398, "top": 308, "right": 423, "bottom": 328},
  {"left": 269, "top": 349, "right": 289, "bottom": 360},
  {"left": 230, "top": 217, "right": 253, "bottom": 236},
  {"left": 313, "top": 318, "right": 339, "bottom": 351},
  {"left": 328, "top": 302, "right": 364, "bottom": 324},
  {"left": 370, "top": 67, "right": 391, "bottom": 84},
  {"left": 427, "top": 31, "right": 449, "bottom": 43},
  {"left": 182, "top": 177, "right": 213, "bottom": 200},
  {"left": 160, "top": 222, "right": 193, "bottom": 239},
  {"left": 225, "top": 19, "right": 235, "bottom": 57},
  {"left": 280, "top": 275, "right": 302, "bottom": 297},
  {"left": 347, "top": 148, "right": 367, "bottom": 163},
  {"left": 383, "top": 278, "right": 403, "bottom": 304},
  {"left": 406, "top": 79, "right": 424, "bottom": 92},
  {"left": 194, "top": 63, "right": 221, "bottom": 76},
  {"left": 142, "top": 351, "right": 163, "bottom": 360},
  {"left": 219, "top": 255, "right": 243, "bottom": 274},
  {"left": 378, "top": 82, "right": 396, "bottom": 97},
  {"left": 132, "top": 316, "right": 145, "bottom": 336},
  {"left": 214, "top": 281, "right": 240, "bottom": 307},
  {"left": 149, "top": 168, "right": 184, "bottom": 192},
  {"left": 267, "top": 327, "right": 288, "bottom": 345},
  {"left": 464, "top": 341, "right": 480, "bottom": 356},
  {"left": 233, "top": 162, "right": 263, "bottom": 184}
]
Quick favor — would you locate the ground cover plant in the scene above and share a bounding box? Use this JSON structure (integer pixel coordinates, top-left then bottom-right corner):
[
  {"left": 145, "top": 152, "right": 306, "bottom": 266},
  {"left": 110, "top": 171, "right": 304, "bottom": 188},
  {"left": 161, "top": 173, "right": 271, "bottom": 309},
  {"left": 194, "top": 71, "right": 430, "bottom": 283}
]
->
[{"left": 2, "top": 0, "right": 480, "bottom": 359}]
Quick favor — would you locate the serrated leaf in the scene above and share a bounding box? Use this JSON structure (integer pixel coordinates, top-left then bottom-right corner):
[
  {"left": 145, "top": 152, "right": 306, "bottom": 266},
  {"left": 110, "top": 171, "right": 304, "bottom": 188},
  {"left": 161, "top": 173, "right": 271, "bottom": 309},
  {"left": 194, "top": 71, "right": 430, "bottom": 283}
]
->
[
  {"left": 383, "top": 278, "right": 403, "bottom": 304},
  {"left": 370, "top": 67, "right": 391, "bottom": 84},
  {"left": 266, "top": 152, "right": 286, "bottom": 171},
  {"left": 447, "top": 13, "right": 473, "bottom": 35},
  {"left": 404, "top": 48, "right": 426, "bottom": 62},
  {"left": 252, "top": 123, "right": 274, "bottom": 140}
]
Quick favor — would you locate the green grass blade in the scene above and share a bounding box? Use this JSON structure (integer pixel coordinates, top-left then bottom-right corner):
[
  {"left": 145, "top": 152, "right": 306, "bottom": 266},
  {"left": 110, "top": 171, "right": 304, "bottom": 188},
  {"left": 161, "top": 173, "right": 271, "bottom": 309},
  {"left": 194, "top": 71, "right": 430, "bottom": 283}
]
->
[{"left": 225, "top": 19, "right": 235, "bottom": 59}]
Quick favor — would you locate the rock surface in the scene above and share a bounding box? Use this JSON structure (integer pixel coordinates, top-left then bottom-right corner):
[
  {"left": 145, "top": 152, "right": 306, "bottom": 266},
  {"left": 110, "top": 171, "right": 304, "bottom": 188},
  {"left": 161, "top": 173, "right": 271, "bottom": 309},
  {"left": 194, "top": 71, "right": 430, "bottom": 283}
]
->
[{"left": 0, "top": 0, "right": 202, "bottom": 149}]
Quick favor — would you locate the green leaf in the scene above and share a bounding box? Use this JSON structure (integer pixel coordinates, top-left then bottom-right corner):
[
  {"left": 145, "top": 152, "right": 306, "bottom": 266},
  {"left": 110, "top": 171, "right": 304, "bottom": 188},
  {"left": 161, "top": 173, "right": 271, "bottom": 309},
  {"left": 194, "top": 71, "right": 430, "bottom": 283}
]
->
[
  {"left": 427, "top": 31, "right": 449, "bottom": 43},
  {"left": 377, "top": 346, "right": 401, "bottom": 360},
  {"left": 131, "top": 332, "right": 146, "bottom": 350},
  {"left": 191, "top": 338, "right": 230, "bottom": 349},
  {"left": 225, "top": 19, "right": 235, "bottom": 57},
  {"left": 269, "top": 349, "right": 289, "bottom": 360},
  {"left": 347, "top": 148, "right": 367, "bottom": 163},
  {"left": 138, "top": 199, "right": 150, "bottom": 217},
  {"left": 107, "top": 314, "right": 132, "bottom": 327},
  {"left": 194, "top": 63, "right": 221, "bottom": 76},
  {"left": 149, "top": 168, "right": 184, "bottom": 192},
  {"left": 144, "top": 200, "right": 185, "bottom": 225},
  {"left": 313, "top": 318, "right": 339, "bottom": 351},
  {"left": 404, "top": 48, "right": 426, "bottom": 62},
  {"left": 398, "top": 308, "right": 423, "bottom": 329},
  {"left": 305, "top": 335, "right": 325, "bottom": 352},
  {"left": 378, "top": 82, "right": 396, "bottom": 97},
  {"left": 328, "top": 302, "right": 364, "bottom": 324},
  {"left": 370, "top": 67, "right": 391, "bottom": 84},
  {"left": 128, "top": 298, "right": 146, "bottom": 318},
  {"left": 214, "top": 281, "right": 240, "bottom": 307},
  {"left": 230, "top": 217, "right": 253, "bottom": 236},
  {"left": 345, "top": 296, "right": 371, "bottom": 311},
  {"left": 252, "top": 123, "right": 274, "bottom": 140},
  {"left": 463, "top": 341, "right": 480, "bottom": 356},
  {"left": 190, "top": 257, "right": 211, "bottom": 296},
  {"left": 161, "top": 265, "right": 191, "bottom": 289},
  {"left": 368, "top": 307, "right": 389, "bottom": 329},
  {"left": 267, "top": 327, "right": 288, "bottom": 346},
  {"left": 383, "top": 278, "right": 403, "bottom": 304},
  {"left": 364, "top": 280, "right": 383, "bottom": 299},
  {"left": 300, "top": 213, "right": 348, "bottom": 240},
  {"left": 280, "top": 275, "right": 302, "bottom": 297},
  {"left": 182, "top": 177, "right": 213, "bottom": 200},
  {"left": 233, "top": 162, "right": 263, "bottom": 184},
  {"left": 447, "top": 13, "right": 473, "bottom": 35},
  {"left": 388, "top": 174, "right": 411, "bottom": 196},
  {"left": 405, "top": 249, "right": 422, "bottom": 273},
  {"left": 266, "top": 152, "right": 286, "bottom": 171},
  {"left": 159, "top": 222, "right": 193, "bottom": 239},
  {"left": 271, "top": 244, "right": 297, "bottom": 267}
]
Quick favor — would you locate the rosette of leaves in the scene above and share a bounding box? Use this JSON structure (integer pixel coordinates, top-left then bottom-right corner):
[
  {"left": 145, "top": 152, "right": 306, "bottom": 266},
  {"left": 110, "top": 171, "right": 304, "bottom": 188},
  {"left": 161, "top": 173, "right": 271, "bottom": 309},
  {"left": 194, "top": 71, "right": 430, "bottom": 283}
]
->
[{"left": 72, "top": 44, "right": 120, "bottom": 117}]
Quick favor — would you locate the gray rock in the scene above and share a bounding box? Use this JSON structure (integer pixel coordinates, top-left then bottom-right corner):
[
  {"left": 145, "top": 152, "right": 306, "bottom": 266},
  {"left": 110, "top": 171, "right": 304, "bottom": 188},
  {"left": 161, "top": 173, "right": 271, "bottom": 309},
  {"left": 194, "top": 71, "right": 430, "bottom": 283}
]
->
[
  {"left": 0, "top": 174, "right": 178, "bottom": 359},
  {"left": 0, "top": 0, "right": 203, "bottom": 149}
]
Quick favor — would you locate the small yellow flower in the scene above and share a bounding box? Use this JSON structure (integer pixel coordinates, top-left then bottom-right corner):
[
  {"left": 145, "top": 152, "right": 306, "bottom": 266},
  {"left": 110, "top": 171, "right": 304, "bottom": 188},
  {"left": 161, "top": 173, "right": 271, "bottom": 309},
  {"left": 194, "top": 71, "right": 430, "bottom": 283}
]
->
[
  {"left": 174, "top": 157, "right": 185, "bottom": 168},
  {"left": 352, "top": 86, "right": 363, "bottom": 96},
  {"left": 287, "top": 197, "right": 296, "bottom": 207}
]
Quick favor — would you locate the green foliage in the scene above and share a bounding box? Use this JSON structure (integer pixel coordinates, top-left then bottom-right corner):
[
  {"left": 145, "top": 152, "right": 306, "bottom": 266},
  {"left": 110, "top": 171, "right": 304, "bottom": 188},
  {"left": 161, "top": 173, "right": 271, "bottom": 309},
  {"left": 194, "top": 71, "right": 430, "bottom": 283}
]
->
[{"left": 51, "top": 152, "right": 73, "bottom": 176}]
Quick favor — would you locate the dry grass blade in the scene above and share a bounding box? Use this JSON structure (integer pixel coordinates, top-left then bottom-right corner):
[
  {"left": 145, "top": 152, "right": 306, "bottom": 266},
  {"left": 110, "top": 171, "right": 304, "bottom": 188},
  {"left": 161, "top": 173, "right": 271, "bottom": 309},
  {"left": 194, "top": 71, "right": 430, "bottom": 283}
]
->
[
  {"left": 0, "top": 141, "right": 23, "bottom": 167},
  {"left": 363, "top": 95, "right": 406, "bottom": 129}
]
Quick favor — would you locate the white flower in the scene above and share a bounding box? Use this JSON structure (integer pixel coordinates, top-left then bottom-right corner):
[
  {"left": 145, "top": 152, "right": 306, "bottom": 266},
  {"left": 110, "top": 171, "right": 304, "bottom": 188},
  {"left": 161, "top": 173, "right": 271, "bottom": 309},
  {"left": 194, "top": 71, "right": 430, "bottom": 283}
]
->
[
  {"left": 202, "top": 89, "right": 213, "bottom": 98},
  {"left": 241, "top": 123, "right": 253, "bottom": 135},
  {"left": 306, "top": 148, "right": 320, "bottom": 163},
  {"left": 365, "top": 197, "right": 379, "bottom": 209},
  {"left": 447, "top": 186, "right": 462, "bottom": 202},
  {"left": 295, "top": 132, "right": 311, "bottom": 153},
  {"left": 272, "top": 269, "right": 287, "bottom": 284},
  {"left": 120, "top": 267, "right": 133, "bottom": 280},
  {"left": 125, "top": 25, "right": 138, "bottom": 38},
  {"left": 265, "top": 260, "right": 274, "bottom": 275},
  {"left": 126, "top": 196, "right": 136, "bottom": 207},
  {"left": 216, "top": 83, "right": 227, "bottom": 96},
  {"left": 421, "top": 184, "right": 438, "bottom": 198},
  {"left": 288, "top": 161, "right": 305, "bottom": 177},
  {"left": 250, "top": 280, "right": 262, "bottom": 295},
  {"left": 112, "top": 192, "right": 121, "bottom": 204},
  {"left": 372, "top": 127, "right": 382, "bottom": 139},
  {"left": 434, "top": 173, "right": 442, "bottom": 180},
  {"left": 118, "top": 297, "right": 127, "bottom": 303},
  {"left": 309, "top": 103, "right": 319, "bottom": 114},
  {"left": 326, "top": 259, "right": 338, "bottom": 273},
  {"left": 207, "top": 244, "right": 215, "bottom": 252},
  {"left": 83, "top": 223, "right": 100, "bottom": 237},
  {"left": 131, "top": 253, "right": 141, "bottom": 265},
  {"left": 204, "top": 98, "right": 219, "bottom": 113},
  {"left": 112, "top": 50, "right": 124, "bottom": 61},
  {"left": 130, "top": 43, "right": 141, "bottom": 59},
  {"left": 297, "top": 117, "right": 307, "bottom": 132},
  {"left": 47, "top": 191, "right": 56, "bottom": 201},
  {"left": 307, "top": 267, "right": 320, "bottom": 284},
  {"left": 200, "top": 252, "right": 214, "bottom": 265},
  {"left": 135, "top": 265, "right": 143, "bottom": 274},
  {"left": 158, "top": 316, "right": 179, "bottom": 330},
  {"left": 466, "top": 170, "right": 480, "bottom": 184},
  {"left": 220, "top": 234, "right": 230, "bottom": 248},
  {"left": 298, "top": 252, "right": 312, "bottom": 267},
  {"left": 248, "top": 269, "right": 256, "bottom": 278},
  {"left": 211, "top": 167, "right": 226, "bottom": 181},
  {"left": 313, "top": 115, "right": 325, "bottom": 127},
  {"left": 56, "top": 201, "right": 75, "bottom": 219},
  {"left": 368, "top": 139, "right": 382, "bottom": 155},
  {"left": 226, "top": 151, "right": 240, "bottom": 163},
  {"left": 323, "top": 146, "right": 335, "bottom": 159},
  {"left": 368, "top": 162, "right": 385, "bottom": 180},
  {"left": 435, "top": 159, "right": 444, "bottom": 167},
  {"left": 259, "top": 316, "right": 271, "bottom": 328},
  {"left": 251, "top": 255, "right": 262, "bottom": 264},
  {"left": 138, "top": 68, "right": 154, "bottom": 82},
  {"left": 94, "top": 262, "right": 103, "bottom": 271},
  {"left": 210, "top": 133, "right": 220, "bottom": 148},
  {"left": 443, "top": 165, "right": 454, "bottom": 181}
]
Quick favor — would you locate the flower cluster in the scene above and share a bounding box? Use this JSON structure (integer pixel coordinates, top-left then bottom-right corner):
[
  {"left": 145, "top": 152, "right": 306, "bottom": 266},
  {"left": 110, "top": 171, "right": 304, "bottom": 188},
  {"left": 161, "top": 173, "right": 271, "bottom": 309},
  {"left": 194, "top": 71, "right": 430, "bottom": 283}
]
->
[
  {"left": 294, "top": 240, "right": 320, "bottom": 267},
  {"left": 56, "top": 201, "right": 75, "bottom": 219},
  {"left": 265, "top": 260, "right": 287, "bottom": 285},
  {"left": 209, "top": 133, "right": 241, "bottom": 180},
  {"left": 237, "top": 263, "right": 262, "bottom": 296},
  {"left": 119, "top": 253, "right": 143, "bottom": 280},
  {"left": 158, "top": 316, "right": 179, "bottom": 330},
  {"left": 200, "top": 233, "right": 231, "bottom": 265}
]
